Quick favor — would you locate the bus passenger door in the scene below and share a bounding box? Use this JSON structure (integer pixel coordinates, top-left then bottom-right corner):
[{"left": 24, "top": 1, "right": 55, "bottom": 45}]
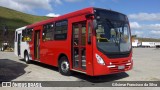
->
[
  {"left": 72, "top": 22, "right": 87, "bottom": 71},
  {"left": 34, "top": 30, "right": 40, "bottom": 60},
  {"left": 17, "top": 33, "right": 21, "bottom": 56}
]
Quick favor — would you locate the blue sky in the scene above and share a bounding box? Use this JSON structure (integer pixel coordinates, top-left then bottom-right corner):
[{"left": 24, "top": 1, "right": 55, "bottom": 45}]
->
[{"left": 0, "top": 0, "right": 160, "bottom": 38}]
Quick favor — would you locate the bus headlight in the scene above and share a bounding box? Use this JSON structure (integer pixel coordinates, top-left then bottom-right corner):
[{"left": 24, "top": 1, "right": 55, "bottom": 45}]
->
[{"left": 95, "top": 54, "right": 105, "bottom": 65}]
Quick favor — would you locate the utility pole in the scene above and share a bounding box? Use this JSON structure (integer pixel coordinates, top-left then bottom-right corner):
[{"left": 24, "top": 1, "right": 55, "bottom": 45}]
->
[
  {"left": 3, "top": 24, "right": 8, "bottom": 42},
  {"left": 1, "top": 24, "right": 9, "bottom": 51}
]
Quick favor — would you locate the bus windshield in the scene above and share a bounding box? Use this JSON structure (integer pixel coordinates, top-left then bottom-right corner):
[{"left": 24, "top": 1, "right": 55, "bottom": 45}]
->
[{"left": 94, "top": 9, "right": 131, "bottom": 53}]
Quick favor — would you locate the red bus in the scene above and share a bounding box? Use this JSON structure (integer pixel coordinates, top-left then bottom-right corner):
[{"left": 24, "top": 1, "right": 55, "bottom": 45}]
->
[{"left": 14, "top": 7, "right": 133, "bottom": 76}]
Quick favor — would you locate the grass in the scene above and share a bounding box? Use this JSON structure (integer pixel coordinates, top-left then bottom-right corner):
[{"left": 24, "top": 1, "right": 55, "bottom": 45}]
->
[
  {"left": 0, "top": 6, "right": 49, "bottom": 30},
  {"left": 136, "top": 37, "right": 160, "bottom": 42},
  {"left": 0, "top": 6, "right": 49, "bottom": 47}
]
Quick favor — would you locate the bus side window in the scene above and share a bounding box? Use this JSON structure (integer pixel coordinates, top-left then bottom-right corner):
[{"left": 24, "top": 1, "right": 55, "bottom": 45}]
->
[
  {"left": 54, "top": 20, "right": 68, "bottom": 40},
  {"left": 43, "top": 23, "right": 54, "bottom": 41},
  {"left": 22, "top": 29, "right": 26, "bottom": 42},
  {"left": 27, "top": 29, "right": 33, "bottom": 41},
  {"left": 22, "top": 28, "right": 33, "bottom": 42},
  {"left": 73, "top": 25, "right": 79, "bottom": 45}
]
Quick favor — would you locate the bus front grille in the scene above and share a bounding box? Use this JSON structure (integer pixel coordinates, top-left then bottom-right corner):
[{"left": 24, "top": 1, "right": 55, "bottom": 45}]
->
[{"left": 108, "top": 60, "right": 131, "bottom": 73}]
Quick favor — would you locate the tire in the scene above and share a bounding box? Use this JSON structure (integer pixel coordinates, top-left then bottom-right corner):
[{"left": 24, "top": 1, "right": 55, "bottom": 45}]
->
[
  {"left": 59, "top": 56, "right": 72, "bottom": 76},
  {"left": 24, "top": 52, "right": 30, "bottom": 64}
]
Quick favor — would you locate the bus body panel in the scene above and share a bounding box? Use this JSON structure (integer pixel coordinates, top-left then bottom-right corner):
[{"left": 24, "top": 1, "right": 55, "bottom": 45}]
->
[
  {"left": 92, "top": 36, "right": 133, "bottom": 76},
  {"left": 14, "top": 7, "right": 133, "bottom": 76},
  {"left": 14, "top": 26, "right": 33, "bottom": 61},
  {"left": 68, "top": 11, "right": 94, "bottom": 75},
  {"left": 85, "top": 20, "right": 94, "bottom": 76}
]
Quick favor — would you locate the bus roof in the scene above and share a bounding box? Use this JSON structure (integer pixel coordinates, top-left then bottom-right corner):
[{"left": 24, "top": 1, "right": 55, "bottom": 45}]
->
[
  {"left": 93, "top": 7, "right": 126, "bottom": 16},
  {"left": 15, "top": 26, "right": 27, "bottom": 31},
  {"left": 20, "top": 7, "right": 126, "bottom": 29},
  {"left": 27, "top": 7, "right": 94, "bottom": 28}
]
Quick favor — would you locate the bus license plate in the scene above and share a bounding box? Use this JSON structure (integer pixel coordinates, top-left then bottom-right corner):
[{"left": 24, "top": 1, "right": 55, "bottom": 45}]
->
[{"left": 118, "top": 65, "right": 125, "bottom": 70}]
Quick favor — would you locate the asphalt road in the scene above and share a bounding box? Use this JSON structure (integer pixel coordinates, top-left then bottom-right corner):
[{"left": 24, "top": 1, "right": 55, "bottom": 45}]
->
[{"left": 0, "top": 48, "right": 160, "bottom": 89}]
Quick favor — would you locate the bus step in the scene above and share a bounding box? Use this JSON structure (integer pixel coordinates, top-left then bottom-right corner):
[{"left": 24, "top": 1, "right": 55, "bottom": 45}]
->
[
  {"left": 75, "top": 60, "right": 79, "bottom": 61},
  {"left": 82, "top": 56, "right": 86, "bottom": 60},
  {"left": 82, "top": 60, "right": 86, "bottom": 62}
]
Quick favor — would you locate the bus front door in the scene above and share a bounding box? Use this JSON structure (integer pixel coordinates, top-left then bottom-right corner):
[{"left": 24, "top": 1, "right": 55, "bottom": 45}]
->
[
  {"left": 72, "top": 22, "right": 87, "bottom": 71},
  {"left": 17, "top": 33, "right": 21, "bottom": 56}
]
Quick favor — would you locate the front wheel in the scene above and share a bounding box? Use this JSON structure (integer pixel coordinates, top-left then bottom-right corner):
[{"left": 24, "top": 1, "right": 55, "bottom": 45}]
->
[
  {"left": 59, "top": 56, "right": 72, "bottom": 76},
  {"left": 24, "top": 52, "right": 30, "bottom": 64}
]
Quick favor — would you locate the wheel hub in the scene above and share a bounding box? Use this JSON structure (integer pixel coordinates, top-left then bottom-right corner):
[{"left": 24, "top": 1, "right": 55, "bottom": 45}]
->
[
  {"left": 61, "top": 61, "right": 69, "bottom": 72},
  {"left": 25, "top": 55, "right": 28, "bottom": 62}
]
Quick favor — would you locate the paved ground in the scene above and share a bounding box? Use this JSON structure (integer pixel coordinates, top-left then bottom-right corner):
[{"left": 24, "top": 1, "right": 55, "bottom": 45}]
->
[{"left": 0, "top": 48, "right": 160, "bottom": 89}]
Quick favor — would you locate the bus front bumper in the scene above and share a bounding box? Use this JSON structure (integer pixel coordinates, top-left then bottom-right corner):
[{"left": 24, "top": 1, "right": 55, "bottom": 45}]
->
[{"left": 93, "top": 60, "right": 133, "bottom": 76}]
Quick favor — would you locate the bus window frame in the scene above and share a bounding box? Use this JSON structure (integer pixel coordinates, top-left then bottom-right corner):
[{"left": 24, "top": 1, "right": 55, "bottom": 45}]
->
[
  {"left": 54, "top": 20, "right": 68, "bottom": 40},
  {"left": 22, "top": 28, "right": 33, "bottom": 42},
  {"left": 42, "top": 22, "right": 55, "bottom": 41}
]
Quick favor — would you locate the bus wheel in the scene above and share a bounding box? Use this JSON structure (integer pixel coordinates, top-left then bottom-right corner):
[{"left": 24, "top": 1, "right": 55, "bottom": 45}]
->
[
  {"left": 59, "top": 56, "right": 71, "bottom": 76},
  {"left": 24, "top": 52, "right": 30, "bottom": 64}
]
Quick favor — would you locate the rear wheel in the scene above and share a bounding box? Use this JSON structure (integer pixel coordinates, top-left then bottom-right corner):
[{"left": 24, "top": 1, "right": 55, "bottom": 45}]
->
[
  {"left": 59, "top": 56, "right": 72, "bottom": 76},
  {"left": 24, "top": 52, "right": 30, "bottom": 64}
]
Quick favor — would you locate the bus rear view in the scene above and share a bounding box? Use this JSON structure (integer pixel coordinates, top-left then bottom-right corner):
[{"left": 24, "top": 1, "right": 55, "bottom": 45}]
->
[{"left": 92, "top": 8, "right": 132, "bottom": 76}]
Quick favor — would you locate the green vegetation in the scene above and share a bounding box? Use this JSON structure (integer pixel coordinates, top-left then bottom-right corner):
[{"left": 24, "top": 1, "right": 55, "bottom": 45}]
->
[
  {"left": 132, "top": 35, "right": 160, "bottom": 42},
  {"left": 0, "top": 6, "right": 49, "bottom": 30},
  {"left": 0, "top": 6, "right": 49, "bottom": 47},
  {"left": 136, "top": 37, "right": 160, "bottom": 42}
]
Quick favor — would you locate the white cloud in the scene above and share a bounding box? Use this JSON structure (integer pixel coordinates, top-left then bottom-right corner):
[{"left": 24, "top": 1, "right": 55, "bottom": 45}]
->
[
  {"left": 127, "top": 12, "right": 160, "bottom": 38},
  {"left": 150, "top": 31, "right": 160, "bottom": 35},
  {"left": 53, "top": 0, "right": 83, "bottom": 4},
  {"left": 0, "top": 0, "right": 84, "bottom": 13},
  {"left": 0, "top": 0, "right": 53, "bottom": 12},
  {"left": 128, "top": 13, "right": 160, "bottom": 21},
  {"left": 130, "top": 22, "right": 160, "bottom": 38},
  {"left": 46, "top": 13, "right": 60, "bottom": 17},
  {"left": 54, "top": 0, "right": 62, "bottom": 4},
  {"left": 65, "top": 0, "right": 83, "bottom": 2},
  {"left": 147, "top": 24, "right": 160, "bottom": 30},
  {"left": 132, "top": 30, "right": 160, "bottom": 38},
  {"left": 132, "top": 31, "right": 143, "bottom": 37},
  {"left": 142, "top": 24, "right": 160, "bottom": 31},
  {"left": 130, "top": 22, "right": 160, "bottom": 31},
  {"left": 135, "top": 31, "right": 143, "bottom": 35},
  {"left": 130, "top": 22, "right": 141, "bottom": 29}
]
